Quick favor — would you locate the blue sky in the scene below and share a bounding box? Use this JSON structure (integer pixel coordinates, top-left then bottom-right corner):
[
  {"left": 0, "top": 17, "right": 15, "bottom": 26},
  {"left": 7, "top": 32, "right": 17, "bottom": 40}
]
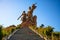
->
[{"left": 0, "top": 0, "right": 60, "bottom": 31}]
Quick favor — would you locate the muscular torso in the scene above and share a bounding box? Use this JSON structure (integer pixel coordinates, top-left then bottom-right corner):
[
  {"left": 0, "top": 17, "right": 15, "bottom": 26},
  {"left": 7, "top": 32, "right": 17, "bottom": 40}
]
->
[{"left": 27, "top": 10, "right": 33, "bottom": 18}]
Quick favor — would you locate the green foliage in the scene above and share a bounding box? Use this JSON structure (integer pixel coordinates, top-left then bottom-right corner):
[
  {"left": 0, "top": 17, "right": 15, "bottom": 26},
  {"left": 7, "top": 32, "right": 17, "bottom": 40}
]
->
[
  {"left": 2, "top": 30, "right": 7, "bottom": 37},
  {"left": 52, "top": 32, "right": 60, "bottom": 40},
  {"left": 53, "top": 32, "right": 60, "bottom": 37},
  {"left": 11, "top": 28, "right": 15, "bottom": 33},
  {"left": 0, "top": 25, "right": 16, "bottom": 40},
  {"left": 16, "top": 24, "right": 21, "bottom": 29},
  {"left": 30, "top": 24, "right": 60, "bottom": 40},
  {"left": 44, "top": 26, "right": 54, "bottom": 36},
  {"left": 40, "top": 24, "right": 44, "bottom": 28},
  {"left": 0, "top": 25, "right": 3, "bottom": 40}
]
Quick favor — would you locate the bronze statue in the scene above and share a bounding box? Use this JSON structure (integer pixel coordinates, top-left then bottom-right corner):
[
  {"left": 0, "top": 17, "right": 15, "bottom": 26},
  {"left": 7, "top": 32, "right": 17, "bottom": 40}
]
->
[
  {"left": 27, "top": 4, "right": 37, "bottom": 21},
  {"left": 17, "top": 11, "right": 27, "bottom": 22},
  {"left": 17, "top": 4, "right": 37, "bottom": 27}
]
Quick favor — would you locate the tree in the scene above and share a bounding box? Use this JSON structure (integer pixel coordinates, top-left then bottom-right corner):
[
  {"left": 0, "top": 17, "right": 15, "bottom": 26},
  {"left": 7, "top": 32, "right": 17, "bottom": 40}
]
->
[
  {"left": 41, "top": 26, "right": 54, "bottom": 40},
  {"left": 44, "top": 26, "right": 54, "bottom": 37},
  {"left": 40, "top": 24, "right": 44, "bottom": 28},
  {"left": 0, "top": 25, "right": 3, "bottom": 40}
]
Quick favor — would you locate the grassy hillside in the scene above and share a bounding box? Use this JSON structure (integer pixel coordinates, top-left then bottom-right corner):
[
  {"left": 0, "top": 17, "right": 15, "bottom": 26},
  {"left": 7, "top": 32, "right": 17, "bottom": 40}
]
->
[
  {"left": 0, "top": 24, "right": 60, "bottom": 40},
  {"left": 30, "top": 24, "right": 60, "bottom": 40},
  {"left": 0, "top": 25, "right": 16, "bottom": 40}
]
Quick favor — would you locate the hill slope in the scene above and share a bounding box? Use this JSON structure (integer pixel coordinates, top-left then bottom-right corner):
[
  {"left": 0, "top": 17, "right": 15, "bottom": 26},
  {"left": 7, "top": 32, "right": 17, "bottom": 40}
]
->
[{"left": 7, "top": 27, "right": 44, "bottom": 40}]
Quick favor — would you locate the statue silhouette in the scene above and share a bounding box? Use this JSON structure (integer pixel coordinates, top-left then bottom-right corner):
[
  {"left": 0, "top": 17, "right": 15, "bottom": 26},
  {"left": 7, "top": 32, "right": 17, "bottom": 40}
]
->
[
  {"left": 17, "top": 11, "right": 27, "bottom": 22},
  {"left": 27, "top": 4, "right": 37, "bottom": 22},
  {"left": 17, "top": 4, "right": 37, "bottom": 27}
]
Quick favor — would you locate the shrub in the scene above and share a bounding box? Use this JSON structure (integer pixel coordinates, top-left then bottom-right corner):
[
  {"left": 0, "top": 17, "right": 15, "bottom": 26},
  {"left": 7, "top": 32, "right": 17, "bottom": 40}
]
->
[
  {"left": 11, "top": 28, "right": 15, "bottom": 33},
  {"left": 0, "top": 25, "right": 3, "bottom": 40}
]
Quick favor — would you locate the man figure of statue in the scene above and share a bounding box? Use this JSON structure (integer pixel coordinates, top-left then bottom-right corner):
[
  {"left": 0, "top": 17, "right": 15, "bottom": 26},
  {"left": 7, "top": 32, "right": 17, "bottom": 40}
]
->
[
  {"left": 27, "top": 4, "right": 37, "bottom": 22},
  {"left": 17, "top": 11, "right": 27, "bottom": 22}
]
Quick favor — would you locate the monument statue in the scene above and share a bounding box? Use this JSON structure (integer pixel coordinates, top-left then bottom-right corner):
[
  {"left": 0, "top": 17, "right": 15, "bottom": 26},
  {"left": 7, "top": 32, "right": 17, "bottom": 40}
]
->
[
  {"left": 17, "top": 4, "right": 37, "bottom": 27},
  {"left": 27, "top": 4, "right": 37, "bottom": 21}
]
